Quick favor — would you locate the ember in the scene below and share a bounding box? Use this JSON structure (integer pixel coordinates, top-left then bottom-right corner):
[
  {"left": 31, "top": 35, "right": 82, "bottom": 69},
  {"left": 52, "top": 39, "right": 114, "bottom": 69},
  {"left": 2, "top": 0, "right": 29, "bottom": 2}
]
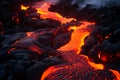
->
[{"left": 0, "top": 0, "right": 120, "bottom": 80}]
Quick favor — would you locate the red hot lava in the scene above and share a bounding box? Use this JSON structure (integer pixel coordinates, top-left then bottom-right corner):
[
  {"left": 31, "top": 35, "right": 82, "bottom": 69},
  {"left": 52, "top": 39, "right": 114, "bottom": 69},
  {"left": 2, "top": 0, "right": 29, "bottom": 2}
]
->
[
  {"left": 21, "top": 2, "right": 75, "bottom": 24},
  {"left": 21, "top": 2, "right": 120, "bottom": 80}
]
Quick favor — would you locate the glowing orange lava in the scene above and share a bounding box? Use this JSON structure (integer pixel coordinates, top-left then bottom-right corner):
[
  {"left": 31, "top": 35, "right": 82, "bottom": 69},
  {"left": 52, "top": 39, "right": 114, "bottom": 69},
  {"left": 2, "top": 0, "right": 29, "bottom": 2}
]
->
[
  {"left": 21, "top": 3, "right": 75, "bottom": 24},
  {"left": 41, "top": 66, "right": 67, "bottom": 80},
  {"left": 110, "top": 69, "right": 120, "bottom": 80},
  {"left": 21, "top": 5, "right": 29, "bottom": 10},
  {"left": 81, "top": 55, "right": 104, "bottom": 70},
  {"left": 41, "top": 66, "right": 55, "bottom": 80},
  {"left": 41, "top": 52, "right": 104, "bottom": 80},
  {"left": 58, "top": 21, "right": 95, "bottom": 54}
]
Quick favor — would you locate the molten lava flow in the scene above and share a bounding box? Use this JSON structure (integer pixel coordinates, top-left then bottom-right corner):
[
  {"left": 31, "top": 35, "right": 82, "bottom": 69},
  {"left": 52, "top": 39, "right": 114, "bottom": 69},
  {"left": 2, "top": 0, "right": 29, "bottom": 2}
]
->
[
  {"left": 81, "top": 55, "right": 104, "bottom": 70},
  {"left": 36, "top": 2, "right": 76, "bottom": 24},
  {"left": 41, "top": 66, "right": 69, "bottom": 80},
  {"left": 21, "top": 2, "right": 75, "bottom": 24},
  {"left": 41, "top": 51, "right": 115, "bottom": 80},
  {"left": 21, "top": 2, "right": 118, "bottom": 80},
  {"left": 110, "top": 69, "right": 120, "bottom": 80},
  {"left": 21, "top": 4, "right": 95, "bottom": 54},
  {"left": 58, "top": 21, "right": 95, "bottom": 54},
  {"left": 41, "top": 67, "right": 55, "bottom": 80}
]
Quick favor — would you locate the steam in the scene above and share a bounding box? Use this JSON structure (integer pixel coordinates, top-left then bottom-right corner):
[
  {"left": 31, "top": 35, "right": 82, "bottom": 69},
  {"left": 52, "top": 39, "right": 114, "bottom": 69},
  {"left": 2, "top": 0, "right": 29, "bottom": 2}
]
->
[
  {"left": 44, "top": 0, "right": 59, "bottom": 4},
  {"left": 33, "top": 0, "right": 59, "bottom": 8},
  {"left": 71, "top": 0, "right": 120, "bottom": 8}
]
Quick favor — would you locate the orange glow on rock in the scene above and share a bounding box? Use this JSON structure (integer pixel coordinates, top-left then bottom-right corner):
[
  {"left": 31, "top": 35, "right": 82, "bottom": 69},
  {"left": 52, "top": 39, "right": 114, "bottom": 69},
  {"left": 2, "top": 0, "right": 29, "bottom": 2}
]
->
[
  {"left": 26, "top": 32, "right": 34, "bottom": 37},
  {"left": 21, "top": 5, "right": 29, "bottom": 10},
  {"left": 58, "top": 21, "right": 95, "bottom": 54},
  {"left": 110, "top": 69, "right": 120, "bottom": 80},
  {"left": 8, "top": 48, "right": 16, "bottom": 54},
  {"left": 101, "top": 55, "right": 108, "bottom": 62},
  {"left": 29, "top": 46, "right": 43, "bottom": 54}
]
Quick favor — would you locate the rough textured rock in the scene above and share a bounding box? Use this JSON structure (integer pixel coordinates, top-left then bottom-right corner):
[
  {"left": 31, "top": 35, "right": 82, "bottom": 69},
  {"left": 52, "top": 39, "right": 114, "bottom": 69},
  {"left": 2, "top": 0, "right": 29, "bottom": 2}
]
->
[{"left": 43, "top": 51, "right": 116, "bottom": 80}]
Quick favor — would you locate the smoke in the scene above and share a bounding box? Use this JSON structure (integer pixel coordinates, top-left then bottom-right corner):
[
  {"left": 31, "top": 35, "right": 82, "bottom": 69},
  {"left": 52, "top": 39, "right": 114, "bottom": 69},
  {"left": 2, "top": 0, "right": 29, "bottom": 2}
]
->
[
  {"left": 71, "top": 0, "right": 120, "bottom": 9},
  {"left": 32, "top": 0, "right": 59, "bottom": 8},
  {"left": 44, "top": 0, "right": 59, "bottom": 4},
  {"left": 36, "top": 0, "right": 59, "bottom": 5}
]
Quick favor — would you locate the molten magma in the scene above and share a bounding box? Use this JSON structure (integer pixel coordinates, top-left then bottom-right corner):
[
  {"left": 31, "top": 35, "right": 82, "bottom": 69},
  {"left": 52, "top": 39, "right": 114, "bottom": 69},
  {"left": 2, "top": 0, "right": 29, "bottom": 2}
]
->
[
  {"left": 81, "top": 55, "right": 104, "bottom": 70},
  {"left": 41, "top": 58, "right": 104, "bottom": 80},
  {"left": 58, "top": 21, "right": 95, "bottom": 54},
  {"left": 110, "top": 69, "right": 120, "bottom": 80},
  {"left": 41, "top": 66, "right": 66, "bottom": 80},
  {"left": 21, "top": 3, "right": 75, "bottom": 24}
]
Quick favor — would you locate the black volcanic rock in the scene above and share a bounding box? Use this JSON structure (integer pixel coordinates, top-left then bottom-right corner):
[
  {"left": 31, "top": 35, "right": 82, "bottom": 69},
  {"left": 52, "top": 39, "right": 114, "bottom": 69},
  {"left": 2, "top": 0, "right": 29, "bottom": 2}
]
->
[
  {"left": 81, "top": 24, "right": 120, "bottom": 65},
  {"left": 49, "top": 1, "right": 120, "bottom": 24},
  {"left": 26, "top": 56, "right": 62, "bottom": 80}
]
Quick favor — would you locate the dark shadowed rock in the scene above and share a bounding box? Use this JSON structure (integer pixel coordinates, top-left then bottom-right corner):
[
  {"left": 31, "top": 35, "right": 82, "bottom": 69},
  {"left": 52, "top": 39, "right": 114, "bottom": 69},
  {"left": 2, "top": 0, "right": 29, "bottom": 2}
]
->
[
  {"left": 0, "top": 70, "right": 6, "bottom": 80},
  {"left": 26, "top": 56, "right": 62, "bottom": 80}
]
